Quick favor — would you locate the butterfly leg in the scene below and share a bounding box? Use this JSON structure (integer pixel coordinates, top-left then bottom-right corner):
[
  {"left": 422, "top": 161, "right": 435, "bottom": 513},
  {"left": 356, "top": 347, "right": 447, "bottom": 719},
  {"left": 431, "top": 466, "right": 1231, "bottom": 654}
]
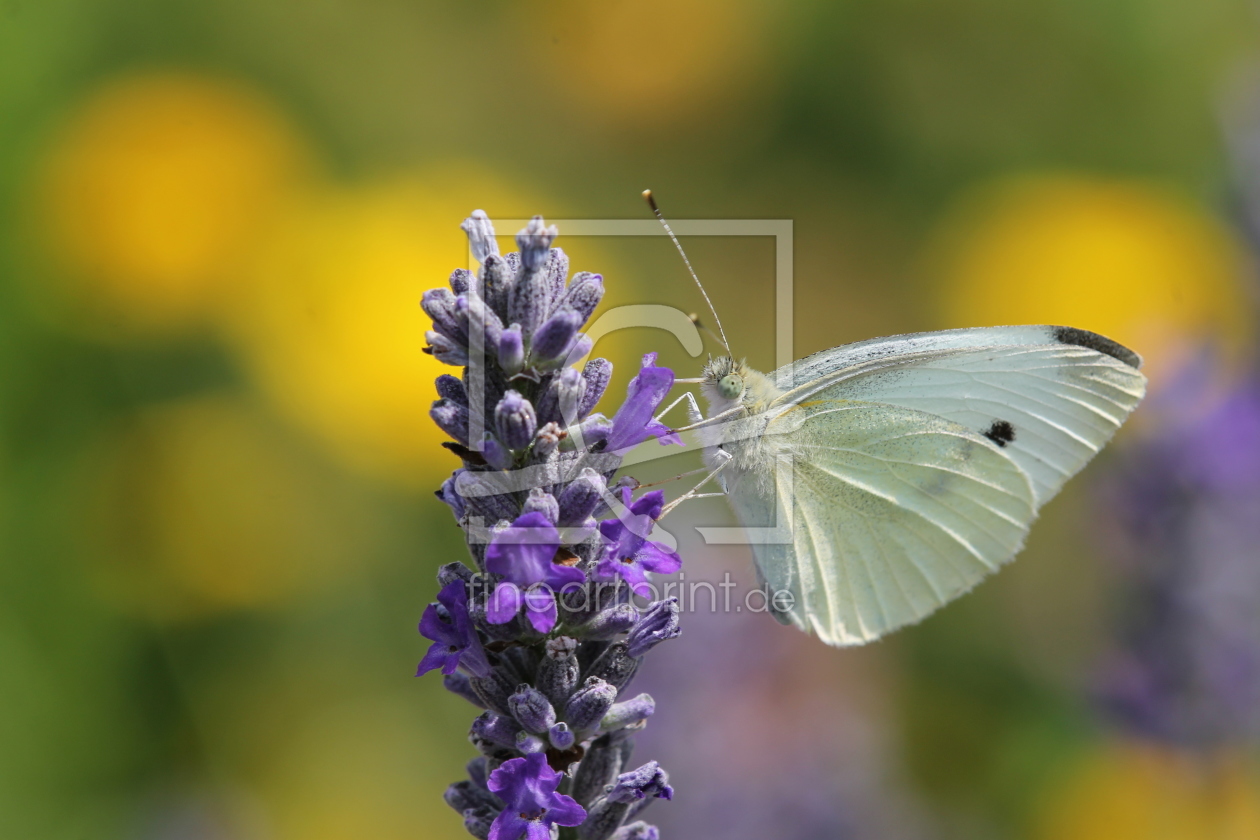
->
[
  {"left": 668, "top": 404, "right": 744, "bottom": 434},
  {"left": 635, "top": 464, "right": 712, "bottom": 489},
  {"left": 660, "top": 450, "right": 731, "bottom": 517},
  {"left": 653, "top": 390, "right": 703, "bottom": 426}
]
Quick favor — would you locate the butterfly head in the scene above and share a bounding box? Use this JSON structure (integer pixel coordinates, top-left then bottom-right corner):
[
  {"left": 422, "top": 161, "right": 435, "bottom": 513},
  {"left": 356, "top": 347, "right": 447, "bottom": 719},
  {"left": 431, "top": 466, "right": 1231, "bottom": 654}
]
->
[{"left": 701, "top": 355, "right": 770, "bottom": 414}]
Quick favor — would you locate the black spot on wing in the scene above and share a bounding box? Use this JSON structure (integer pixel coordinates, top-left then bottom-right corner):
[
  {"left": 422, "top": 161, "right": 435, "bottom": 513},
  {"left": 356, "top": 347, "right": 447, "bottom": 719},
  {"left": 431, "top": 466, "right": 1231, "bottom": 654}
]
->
[
  {"left": 1051, "top": 326, "right": 1142, "bottom": 369},
  {"left": 983, "top": 420, "right": 1016, "bottom": 447}
]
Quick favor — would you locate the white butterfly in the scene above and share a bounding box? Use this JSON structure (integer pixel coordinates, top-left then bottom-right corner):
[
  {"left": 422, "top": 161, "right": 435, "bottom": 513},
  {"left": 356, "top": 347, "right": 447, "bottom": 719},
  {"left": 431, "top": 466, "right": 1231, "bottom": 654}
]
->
[
  {"left": 690, "top": 326, "right": 1145, "bottom": 646},
  {"left": 643, "top": 194, "right": 1147, "bottom": 647}
]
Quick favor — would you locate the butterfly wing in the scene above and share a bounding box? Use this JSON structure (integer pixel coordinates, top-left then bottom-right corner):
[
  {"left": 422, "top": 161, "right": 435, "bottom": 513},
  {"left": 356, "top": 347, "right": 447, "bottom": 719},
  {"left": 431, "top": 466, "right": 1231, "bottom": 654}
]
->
[
  {"left": 770, "top": 326, "right": 1146, "bottom": 508},
  {"left": 730, "top": 400, "right": 1037, "bottom": 645}
]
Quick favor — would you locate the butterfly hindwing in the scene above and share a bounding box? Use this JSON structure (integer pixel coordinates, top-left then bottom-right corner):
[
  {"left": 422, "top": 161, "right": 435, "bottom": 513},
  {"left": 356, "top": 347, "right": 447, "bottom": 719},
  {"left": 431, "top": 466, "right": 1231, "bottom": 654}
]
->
[{"left": 730, "top": 400, "right": 1037, "bottom": 646}]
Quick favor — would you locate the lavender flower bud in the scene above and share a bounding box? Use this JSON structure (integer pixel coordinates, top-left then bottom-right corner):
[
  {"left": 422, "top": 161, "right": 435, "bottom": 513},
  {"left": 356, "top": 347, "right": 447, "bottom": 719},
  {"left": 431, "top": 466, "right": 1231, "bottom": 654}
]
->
[
  {"left": 469, "top": 711, "right": 521, "bottom": 749},
  {"left": 497, "top": 324, "right": 524, "bottom": 375},
  {"left": 533, "top": 422, "right": 564, "bottom": 459},
  {"left": 564, "top": 272, "right": 605, "bottom": 324},
  {"left": 564, "top": 333, "right": 593, "bottom": 368},
  {"left": 580, "top": 358, "right": 613, "bottom": 417},
  {"left": 582, "top": 603, "right": 640, "bottom": 640},
  {"left": 625, "top": 598, "right": 681, "bottom": 657},
  {"left": 436, "top": 472, "right": 467, "bottom": 520},
  {"left": 601, "top": 694, "right": 655, "bottom": 732},
  {"left": 466, "top": 755, "right": 490, "bottom": 789},
  {"left": 515, "top": 731, "right": 547, "bottom": 753},
  {"left": 571, "top": 731, "right": 632, "bottom": 807},
  {"left": 455, "top": 293, "right": 504, "bottom": 350},
  {"left": 508, "top": 685, "right": 557, "bottom": 734},
  {"left": 536, "top": 366, "right": 587, "bottom": 428},
  {"left": 480, "top": 435, "right": 513, "bottom": 471},
  {"left": 544, "top": 247, "right": 570, "bottom": 304},
  {"left": 448, "top": 267, "right": 473, "bottom": 295},
  {"left": 422, "top": 288, "right": 461, "bottom": 341},
  {"left": 586, "top": 642, "right": 640, "bottom": 691},
  {"left": 612, "top": 823, "right": 659, "bottom": 840},
  {"left": 444, "top": 780, "right": 501, "bottom": 815},
  {"left": 566, "top": 414, "right": 613, "bottom": 450},
  {"left": 565, "top": 676, "right": 617, "bottom": 734},
  {"left": 557, "top": 468, "right": 607, "bottom": 527},
  {"left": 538, "top": 637, "right": 580, "bottom": 708},
  {"left": 443, "top": 672, "right": 486, "bottom": 709},
  {"left": 549, "top": 722, "right": 576, "bottom": 750},
  {"left": 516, "top": 215, "right": 557, "bottom": 272},
  {"left": 463, "top": 806, "right": 496, "bottom": 840},
  {"left": 480, "top": 254, "right": 512, "bottom": 317},
  {"left": 531, "top": 308, "right": 583, "bottom": 367},
  {"left": 437, "top": 562, "right": 474, "bottom": 587},
  {"left": 494, "top": 391, "right": 537, "bottom": 451},
  {"left": 430, "top": 399, "right": 471, "bottom": 445},
  {"left": 424, "top": 331, "right": 468, "bottom": 366},
  {"left": 608, "top": 761, "right": 673, "bottom": 803},
  {"left": 583, "top": 764, "right": 670, "bottom": 840},
  {"left": 469, "top": 670, "right": 516, "bottom": 716},
  {"left": 461, "top": 210, "right": 499, "bottom": 264},
  {"left": 522, "top": 488, "right": 559, "bottom": 524},
  {"left": 435, "top": 374, "right": 467, "bottom": 406}
]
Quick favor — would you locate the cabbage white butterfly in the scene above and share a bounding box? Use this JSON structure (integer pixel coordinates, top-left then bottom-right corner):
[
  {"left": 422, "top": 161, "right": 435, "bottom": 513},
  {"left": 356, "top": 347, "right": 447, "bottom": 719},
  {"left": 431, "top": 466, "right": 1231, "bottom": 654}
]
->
[{"left": 644, "top": 191, "right": 1147, "bottom": 646}]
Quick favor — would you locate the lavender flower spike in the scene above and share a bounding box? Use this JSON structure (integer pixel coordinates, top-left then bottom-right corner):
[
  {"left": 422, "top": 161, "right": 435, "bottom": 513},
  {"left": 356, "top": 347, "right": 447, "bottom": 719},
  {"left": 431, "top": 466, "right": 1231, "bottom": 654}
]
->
[
  {"left": 487, "top": 753, "right": 586, "bottom": 840},
  {"left": 418, "top": 211, "right": 681, "bottom": 839}
]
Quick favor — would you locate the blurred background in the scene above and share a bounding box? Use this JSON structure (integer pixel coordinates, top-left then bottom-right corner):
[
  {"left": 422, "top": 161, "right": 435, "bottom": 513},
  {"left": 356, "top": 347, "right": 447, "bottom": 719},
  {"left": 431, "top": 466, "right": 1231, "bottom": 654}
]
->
[{"left": 2, "top": 1, "right": 1260, "bottom": 838}]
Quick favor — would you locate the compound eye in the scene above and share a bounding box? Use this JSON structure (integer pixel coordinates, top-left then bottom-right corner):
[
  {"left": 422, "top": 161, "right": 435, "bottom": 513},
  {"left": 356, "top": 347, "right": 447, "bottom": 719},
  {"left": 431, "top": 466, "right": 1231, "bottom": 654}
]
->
[{"left": 718, "top": 373, "right": 744, "bottom": 399}]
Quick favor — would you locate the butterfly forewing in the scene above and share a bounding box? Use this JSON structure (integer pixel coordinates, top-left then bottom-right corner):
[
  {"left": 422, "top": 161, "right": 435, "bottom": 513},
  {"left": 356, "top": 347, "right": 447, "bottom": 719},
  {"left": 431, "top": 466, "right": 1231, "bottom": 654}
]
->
[{"left": 770, "top": 327, "right": 1146, "bottom": 508}]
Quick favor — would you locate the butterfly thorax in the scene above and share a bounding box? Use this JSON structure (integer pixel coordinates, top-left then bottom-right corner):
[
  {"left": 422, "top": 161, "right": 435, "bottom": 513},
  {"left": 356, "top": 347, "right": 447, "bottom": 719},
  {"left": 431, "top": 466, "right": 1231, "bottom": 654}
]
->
[{"left": 698, "top": 356, "right": 784, "bottom": 492}]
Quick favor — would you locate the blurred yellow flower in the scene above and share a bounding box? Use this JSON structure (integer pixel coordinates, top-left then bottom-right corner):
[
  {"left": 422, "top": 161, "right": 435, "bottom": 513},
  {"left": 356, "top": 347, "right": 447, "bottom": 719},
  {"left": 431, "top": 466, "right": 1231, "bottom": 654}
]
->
[
  {"left": 930, "top": 175, "right": 1255, "bottom": 389},
  {"left": 523, "top": 0, "right": 772, "bottom": 126},
  {"left": 34, "top": 71, "right": 312, "bottom": 333},
  {"left": 1036, "top": 741, "right": 1260, "bottom": 840},
  {"left": 79, "top": 394, "right": 375, "bottom": 621},
  {"left": 224, "top": 170, "right": 536, "bottom": 489}
]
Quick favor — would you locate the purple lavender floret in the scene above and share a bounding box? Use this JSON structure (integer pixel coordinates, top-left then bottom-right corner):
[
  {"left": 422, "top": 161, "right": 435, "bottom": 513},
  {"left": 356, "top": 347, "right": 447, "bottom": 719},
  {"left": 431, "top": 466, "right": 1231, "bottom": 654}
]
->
[
  {"left": 484, "top": 512, "right": 584, "bottom": 634},
  {"left": 605, "top": 354, "right": 685, "bottom": 452},
  {"left": 487, "top": 753, "right": 586, "bottom": 840},
  {"left": 417, "top": 580, "right": 491, "bottom": 678},
  {"left": 595, "top": 489, "right": 682, "bottom": 597},
  {"left": 421, "top": 212, "right": 679, "bottom": 839}
]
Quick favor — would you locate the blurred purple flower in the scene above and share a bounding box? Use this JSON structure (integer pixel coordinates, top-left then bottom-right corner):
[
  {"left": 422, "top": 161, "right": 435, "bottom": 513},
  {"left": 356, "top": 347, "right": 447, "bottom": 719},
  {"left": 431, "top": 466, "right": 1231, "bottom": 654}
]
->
[
  {"left": 485, "top": 512, "right": 585, "bottom": 633},
  {"left": 596, "top": 488, "right": 681, "bottom": 596},
  {"left": 417, "top": 580, "right": 491, "bottom": 678},
  {"left": 605, "top": 353, "right": 685, "bottom": 452},
  {"left": 486, "top": 753, "right": 586, "bottom": 840},
  {"left": 1094, "top": 355, "right": 1260, "bottom": 746}
]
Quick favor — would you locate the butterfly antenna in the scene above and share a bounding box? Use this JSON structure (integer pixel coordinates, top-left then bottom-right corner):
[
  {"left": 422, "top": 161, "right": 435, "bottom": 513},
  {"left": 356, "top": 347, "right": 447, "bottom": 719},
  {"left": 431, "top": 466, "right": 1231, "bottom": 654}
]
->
[
  {"left": 643, "top": 189, "right": 731, "bottom": 354},
  {"left": 688, "top": 312, "right": 729, "bottom": 349}
]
